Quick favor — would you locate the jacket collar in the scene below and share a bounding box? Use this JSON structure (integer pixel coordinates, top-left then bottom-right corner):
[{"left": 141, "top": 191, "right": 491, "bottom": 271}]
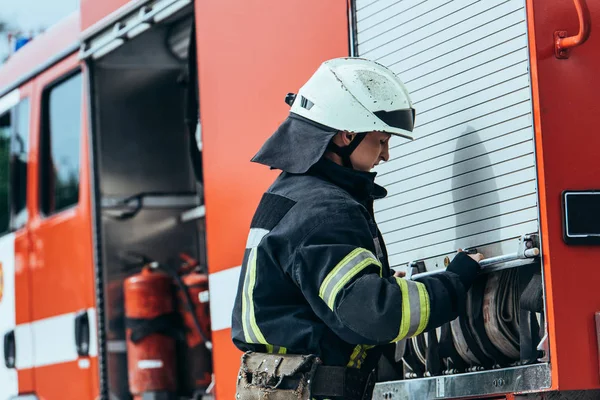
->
[{"left": 308, "top": 158, "right": 387, "bottom": 201}]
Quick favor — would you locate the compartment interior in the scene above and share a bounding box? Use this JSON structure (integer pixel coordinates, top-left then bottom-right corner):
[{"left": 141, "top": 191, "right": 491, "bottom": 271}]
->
[{"left": 89, "top": 7, "right": 205, "bottom": 399}]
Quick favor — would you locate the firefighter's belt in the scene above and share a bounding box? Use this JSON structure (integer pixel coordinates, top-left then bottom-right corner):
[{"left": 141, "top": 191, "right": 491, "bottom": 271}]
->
[{"left": 236, "top": 352, "right": 375, "bottom": 400}]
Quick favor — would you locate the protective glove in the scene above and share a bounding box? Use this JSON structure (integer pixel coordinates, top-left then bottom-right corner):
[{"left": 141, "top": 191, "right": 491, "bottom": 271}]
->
[{"left": 446, "top": 250, "right": 482, "bottom": 291}]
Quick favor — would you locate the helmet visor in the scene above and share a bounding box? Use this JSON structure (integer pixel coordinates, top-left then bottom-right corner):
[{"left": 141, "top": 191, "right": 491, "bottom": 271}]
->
[{"left": 373, "top": 108, "right": 416, "bottom": 133}]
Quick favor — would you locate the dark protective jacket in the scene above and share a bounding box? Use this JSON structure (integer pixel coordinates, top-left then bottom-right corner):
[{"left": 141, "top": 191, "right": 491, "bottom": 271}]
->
[{"left": 231, "top": 157, "right": 478, "bottom": 369}]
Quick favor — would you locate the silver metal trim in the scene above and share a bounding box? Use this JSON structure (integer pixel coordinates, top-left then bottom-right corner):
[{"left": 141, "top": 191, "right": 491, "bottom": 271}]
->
[
  {"left": 80, "top": 0, "right": 152, "bottom": 41},
  {"left": 153, "top": 0, "right": 192, "bottom": 22},
  {"left": 180, "top": 205, "right": 206, "bottom": 222},
  {"left": 106, "top": 340, "right": 127, "bottom": 353},
  {"left": 80, "top": 0, "right": 192, "bottom": 60},
  {"left": 409, "top": 234, "right": 540, "bottom": 280},
  {"left": 410, "top": 251, "right": 539, "bottom": 280},
  {"left": 373, "top": 363, "right": 551, "bottom": 399},
  {"left": 101, "top": 194, "right": 200, "bottom": 209},
  {"left": 538, "top": 331, "right": 550, "bottom": 362},
  {"left": 0, "top": 42, "right": 79, "bottom": 99},
  {"left": 9, "top": 396, "right": 39, "bottom": 400},
  {"left": 414, "top": 258, "right": 536, "bottom": 281},
  {"left": 83, "top": 62, "right": 110, "bottom": 398},
  {"left": 348, "top": 0, "right": 358, "bottom": 57},
  {"left": 0, "top": 89, "right": 20, "bottom": 115}
]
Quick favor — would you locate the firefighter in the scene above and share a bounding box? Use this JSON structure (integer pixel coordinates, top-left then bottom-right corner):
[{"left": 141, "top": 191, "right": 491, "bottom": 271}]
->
[{"left": 232, "top": 57, "right": 484, "bottom": 399}]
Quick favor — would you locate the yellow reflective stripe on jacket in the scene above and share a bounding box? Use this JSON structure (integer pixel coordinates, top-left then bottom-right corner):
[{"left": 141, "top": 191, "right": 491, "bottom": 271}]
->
[
  {"left": 416, "top": 279, "right": 430, "bottom": 335},
  {"left": 265, "top": 344, "right": 287, "bottom": 354},
  {"left": 319, "top": 248, "right": 382, "bottom": 310},
  {"left": 392, "top": 277, "right": 430, "bottom": 342},
  {"left": 347, "top": 344, "right": 375, "bottom": 369},
  {"left": 241, "top": 247, "right": 268, "bottom": 344}
]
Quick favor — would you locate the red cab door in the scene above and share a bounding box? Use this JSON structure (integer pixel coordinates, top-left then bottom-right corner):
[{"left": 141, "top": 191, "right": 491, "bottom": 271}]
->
[{"left": 27, "top": 54, "right": 98, "bottom": 399}]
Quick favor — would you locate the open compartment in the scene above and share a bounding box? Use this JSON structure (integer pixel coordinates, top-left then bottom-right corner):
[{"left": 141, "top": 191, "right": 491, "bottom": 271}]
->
[
  {"left": 352, "top": 0, "right": 552, "bottom": 397},
  {"left": 87, "top": 4, "right": 212, "bottom": 399}
]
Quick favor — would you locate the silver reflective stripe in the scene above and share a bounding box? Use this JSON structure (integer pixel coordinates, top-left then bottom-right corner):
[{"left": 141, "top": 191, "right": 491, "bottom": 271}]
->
[
  {"left": 241, "top": 247, "right": 268, "bottom": 345},
  {"left": 373, "top": 237, "right": 384, "bottom": 260},
  {"left": 405, "top": 280, "right": 423, "bottom": 338},
  {"left": 246, "top": 228, "right": 269, "bottom": 248},
  {"left": 241, "top": 248, "right": 259, "bottom": 343},
  {"left": 319, "top": 248, "right": 382, "bottom": 310},
  {"left": 393, "top": 278, "right": 429, "bottom": 342}
]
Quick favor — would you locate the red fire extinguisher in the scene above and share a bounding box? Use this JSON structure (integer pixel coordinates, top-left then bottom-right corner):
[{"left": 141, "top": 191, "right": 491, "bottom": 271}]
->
[
  {"left": 176, "top": 254, "right": 213, "bottom": 392},
  {"left": 124, "top": 266, "right": 179, "bottom": 399}
]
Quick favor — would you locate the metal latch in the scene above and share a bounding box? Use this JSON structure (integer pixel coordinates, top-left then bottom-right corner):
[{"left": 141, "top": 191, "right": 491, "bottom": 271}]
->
[
  {"left": 537, "top": 331, "right": 550, "bottom": 363},
  {"left": 74, "top": 310, "right": 90, "bottom": 357}
]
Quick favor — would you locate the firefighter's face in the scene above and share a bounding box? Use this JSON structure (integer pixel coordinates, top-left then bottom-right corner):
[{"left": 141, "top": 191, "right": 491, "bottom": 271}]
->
[{"left": 348, "top": 131, "right": 391, "bottom": 172}]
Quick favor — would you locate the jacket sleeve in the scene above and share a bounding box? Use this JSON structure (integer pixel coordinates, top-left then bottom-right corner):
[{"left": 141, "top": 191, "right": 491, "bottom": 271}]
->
[
  {"left": 414, "top": 251, "right": 479, "bottom": 331},
  {"left": 289, "top": 205, "right": 479, "bottom": 345}
]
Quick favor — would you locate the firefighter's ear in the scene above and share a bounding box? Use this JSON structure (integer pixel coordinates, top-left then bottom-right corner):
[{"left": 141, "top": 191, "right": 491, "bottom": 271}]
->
[
  {"left": 330, "top": 131, "right": 357, "bottom": 147},
  {"left": 342, "top": 131, "right": 356, "bottom": 145}
]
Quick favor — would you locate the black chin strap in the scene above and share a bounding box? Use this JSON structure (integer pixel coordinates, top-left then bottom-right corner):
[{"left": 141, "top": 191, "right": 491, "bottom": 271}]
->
[{"left": 327, "top": 132, "right": 367, "bottom": 169}]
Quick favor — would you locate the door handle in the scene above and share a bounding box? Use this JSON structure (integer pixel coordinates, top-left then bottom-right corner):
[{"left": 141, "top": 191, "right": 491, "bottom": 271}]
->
[
  {"left": 3, "top": 330, "right": 15, "bottom": 368},
  {"left": 74, "top": 310, "right": 90, "bottom": 357},
  {"left": 555, "top": 0, "right": 592, "bottom": 59}
]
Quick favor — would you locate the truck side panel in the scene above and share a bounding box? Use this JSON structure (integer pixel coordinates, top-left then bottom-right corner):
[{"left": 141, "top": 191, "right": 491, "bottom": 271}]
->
[
  {"left": 194, "top": 1, "right": 349, "bottom": 398},
  {"left": 527, "top": 0, "right": 600, "bottom": 391},
  {"left": 0, "top": 15, "right": 79, "bottom": 98},
  {"left": 80, "top": 0, "right": 132, "bottom": 32}
]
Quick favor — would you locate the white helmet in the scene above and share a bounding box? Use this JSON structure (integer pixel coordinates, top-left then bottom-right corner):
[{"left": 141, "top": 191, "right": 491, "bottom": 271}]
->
[
  {"left": 252, "top": 57, "right": 416, "bottom": 174},
  {"left": 288, "top": 57, "right": 416, "bottom": 140}
]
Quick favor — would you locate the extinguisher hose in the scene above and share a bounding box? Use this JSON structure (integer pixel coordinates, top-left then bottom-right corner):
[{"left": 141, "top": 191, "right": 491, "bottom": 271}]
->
[
  {"left": 160, "top": 264, "right": 212, "bottom": 351},
  {"left": 127, "top": 313, "right": 184, "bottom": 343}
]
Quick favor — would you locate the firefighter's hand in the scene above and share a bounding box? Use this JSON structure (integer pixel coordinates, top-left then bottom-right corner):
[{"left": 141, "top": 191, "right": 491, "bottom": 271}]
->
[
  {"left": 457, "top": 248, "right": 484, "bottom": 263},
  {"left": 445, "top": 249, "right": 483, "bottom": 291},
  {"left": 393, "top": 270, "right": 406, "bottom": 278}
]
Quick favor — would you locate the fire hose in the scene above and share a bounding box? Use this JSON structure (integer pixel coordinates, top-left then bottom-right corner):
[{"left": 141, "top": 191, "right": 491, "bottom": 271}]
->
[{"left": 399, "top": 238, "right": 544, "bottom": 378}]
